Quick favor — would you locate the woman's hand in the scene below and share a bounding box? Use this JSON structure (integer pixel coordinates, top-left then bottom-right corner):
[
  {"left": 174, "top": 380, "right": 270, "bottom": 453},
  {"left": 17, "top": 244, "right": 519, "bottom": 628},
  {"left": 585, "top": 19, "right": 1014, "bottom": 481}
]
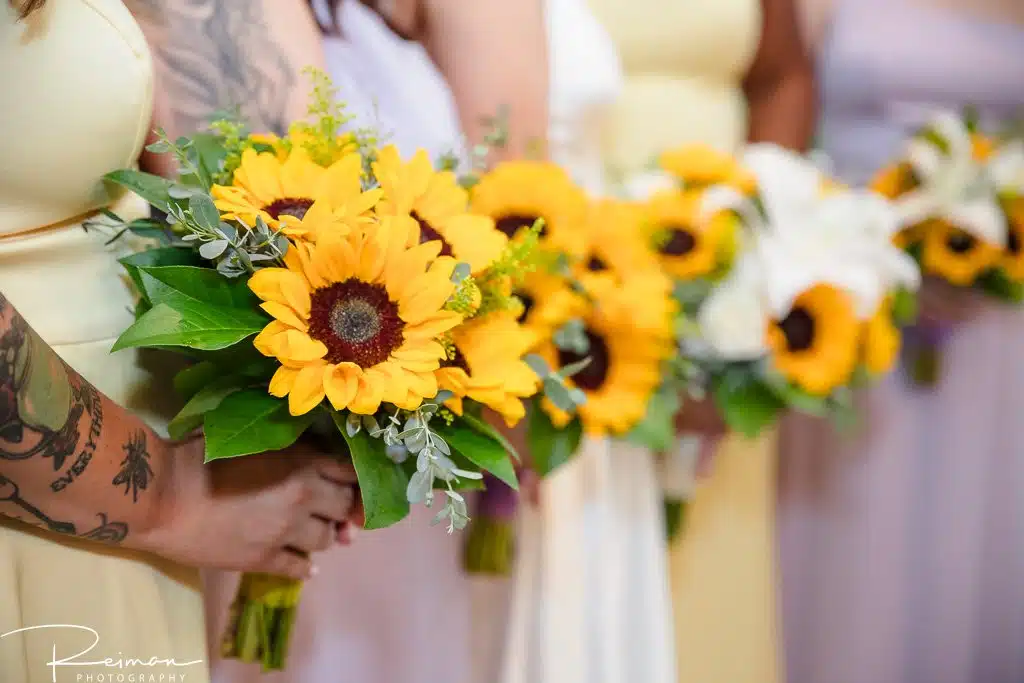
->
[
  {"left": 917, "top": 275, "right": 985, "bottom": 327},
  {"left": 675, "top": 395, "right": 728, "bottom": 478},
  {"left": 133, "top": 437, "right": 359, "bottom": 580}
]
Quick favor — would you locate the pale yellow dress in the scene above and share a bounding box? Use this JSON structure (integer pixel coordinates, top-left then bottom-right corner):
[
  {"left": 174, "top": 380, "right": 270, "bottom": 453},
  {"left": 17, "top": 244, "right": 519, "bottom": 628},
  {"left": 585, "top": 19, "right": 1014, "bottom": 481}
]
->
[
  {"left": 587, "top": 1, "right": 781, "bottom": 682},
  {"left": 0, "top": 2, "right": 208, "bottom": 681}
]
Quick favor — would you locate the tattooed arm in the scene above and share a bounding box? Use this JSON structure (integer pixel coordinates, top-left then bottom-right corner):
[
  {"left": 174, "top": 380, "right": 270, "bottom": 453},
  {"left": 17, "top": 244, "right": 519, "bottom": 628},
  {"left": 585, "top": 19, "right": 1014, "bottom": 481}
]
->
[
  {"left": 0, "top": 294, "right": 172, "bottom": 544},
  {"left": 125, "top": 0, "right": 327, "bottom": 175}
]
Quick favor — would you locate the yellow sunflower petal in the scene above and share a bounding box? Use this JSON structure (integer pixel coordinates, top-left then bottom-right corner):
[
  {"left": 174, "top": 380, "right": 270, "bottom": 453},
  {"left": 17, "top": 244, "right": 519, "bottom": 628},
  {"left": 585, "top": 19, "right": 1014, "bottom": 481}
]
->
[
  {"left": 348, "top": 373, "right": 386, "bottom": 415},
  {"left": 268, "top": 366, "right": 299, "bottom": 398},
  {"left": 288, "top": 363, "right": 328, "bottom": 416},
  {"left": 260, "top": 301, "right": 308, "bottom": 331},
  {"left": 324, "top": 362, "right": 361, "bottom": 411},
  {"left": 275, "top": 329, "right": 328, "bottom": 364},
  {"left": 399, "top": 269, "right": 456, "bottom": 324},
  {"left": 253, "top": 321, "right": 290, "bottom": 357},
  {"left": 248, "top": 268, "right": 312, "bottom": 318},
  {"left": 404, "top": 311, "right": 464, "bottom": 340}
]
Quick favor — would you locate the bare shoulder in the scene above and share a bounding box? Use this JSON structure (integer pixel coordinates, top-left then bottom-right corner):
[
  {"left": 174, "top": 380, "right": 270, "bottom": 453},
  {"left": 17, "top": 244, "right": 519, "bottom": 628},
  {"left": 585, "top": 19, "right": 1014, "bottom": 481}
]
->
[{"left": 124, "top": 0, "right": 326, "bottom": 137}]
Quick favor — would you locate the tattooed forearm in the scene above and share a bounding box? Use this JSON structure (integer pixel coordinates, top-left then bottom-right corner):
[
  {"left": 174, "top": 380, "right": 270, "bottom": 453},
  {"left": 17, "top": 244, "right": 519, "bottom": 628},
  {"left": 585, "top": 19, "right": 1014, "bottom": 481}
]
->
[
  {"left": 0, "top": 293, "right": 167, "bottom": 547},
  {"left": 128, "top": 0, "right": 296, "bottom": 135}
]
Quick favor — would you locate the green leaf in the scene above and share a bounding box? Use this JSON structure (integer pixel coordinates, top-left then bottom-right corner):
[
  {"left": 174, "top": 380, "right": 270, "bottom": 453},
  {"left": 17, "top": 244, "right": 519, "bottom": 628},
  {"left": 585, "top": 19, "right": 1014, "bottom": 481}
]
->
[
  {"left": 203, "top": 389, "right": 313, "bottom": 461},
  {"left": 711, "top": 373, "right": 784, "bottom": 438},
  {"left": 334, "top": 413, "right": 410, "bottom": 530},
  {"left": 138, "top": 265, "right": 258, "bottom": 310},
  {"left": 460, "top": 409, "right": 521, "bottom": 462},
  {"left": 627, "top": 385, "right": 681, "bottom": 452},
  {"left": 190, "top": 194, "right": 222, "bottom": 232},
  {"left": 400, "top": 453, "right": 485, "bottom": 491},
  {"left": 120, "top": 248, "right": 202, "bottom": 301},
  {"left": 977, "top": 267, "right": 1024, "bottom": 303},
  {"left": 434, "top": 421, "right": 518, "bottom": 490},
  {"left": 182, "top": 133, "right": 227, "bottom": 189},
  {"left": 527, "top": 402, "right": 583, "bottom": 476},
  {"left": 105, "top": 169, "right": 177, "bottom": 214},
  {"left": 167, "top": 374, "right": 249, "bottom": 439},
  {"left": 112, "top": 301, "right": 266, "bottom": 352},
  {"left": 890, "top": 286, "right": 919, "bottom": 326},
  {"left": 173, "top": 361, "right": 224, "bottom": 400}
]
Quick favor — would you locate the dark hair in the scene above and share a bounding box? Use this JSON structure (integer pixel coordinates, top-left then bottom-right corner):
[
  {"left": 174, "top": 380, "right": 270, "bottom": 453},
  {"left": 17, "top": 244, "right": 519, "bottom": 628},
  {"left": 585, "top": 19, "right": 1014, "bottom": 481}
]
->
[{"left": 11, "top": 0, "right": 45, "bottom": 19}]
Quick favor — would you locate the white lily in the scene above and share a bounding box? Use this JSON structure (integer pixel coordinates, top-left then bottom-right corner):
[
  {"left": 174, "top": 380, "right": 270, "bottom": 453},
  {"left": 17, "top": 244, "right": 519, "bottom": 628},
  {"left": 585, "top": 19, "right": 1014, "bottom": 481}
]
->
[
  {"left": 694, "top": 252, "right": 770, "bottom": 360},
  {"left": 894, "top": 110, "right": 1006, "bottom": 246},
  {"left": 699, "top": 143, "right": 918, "bottom": 318},
  {"left": 989, "top": 138, "right": 1024, "bottom": 197}
]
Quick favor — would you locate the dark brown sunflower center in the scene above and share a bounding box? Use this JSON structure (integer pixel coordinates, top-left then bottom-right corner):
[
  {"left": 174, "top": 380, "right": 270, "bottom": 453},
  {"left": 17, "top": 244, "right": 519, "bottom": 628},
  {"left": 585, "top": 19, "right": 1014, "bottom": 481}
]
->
[
  {"left": 515, "top": 293, "right": 534, "bottom": 323},
  {"left": 1008, "top": 230, "right": 1021, "bottom": 255},
  {"left": 265, "top": 197, "right": 314, "bottom": 221},
  {"left": 586, "top": 255, "right": 609, "bottom": 272},
  {"left": 778, "top": 307, "right": 816, "bottom": 352},
  {"left": 495, "top": 213, "right": 547, "bottom": 240},
  {"left": 412, "top": 210, "right": 454, "bottom": 257},
  {"left": 446, "top": 347, "right": 472, "bottom": 374},
  {"left": 557, "top": 330, "right": 610, "bottom": 392},
  {"left": 659, "top": 226, "right": 696, "bottom": 256},
  {"left": 307, "top": 279, "right": 404, "bottom": 367},
  {"left": 946, "top": 231, "right": 977, "bottom": 254}
]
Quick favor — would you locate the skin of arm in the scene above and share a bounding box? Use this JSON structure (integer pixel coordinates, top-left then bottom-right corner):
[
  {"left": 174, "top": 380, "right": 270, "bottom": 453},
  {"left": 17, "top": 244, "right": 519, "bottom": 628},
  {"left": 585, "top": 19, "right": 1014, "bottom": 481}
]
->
[
  {"left": 125, "top": 0, "right": 328, "bottom": 176},
  {"left": 743, "top": 0, "right": 817, "bottom": 150},
  {"left": 0, "top": 293, "right": 183, "bottom": 545},
  {"left": 421, "top": 0, "right": 549, "bottom": 159}
]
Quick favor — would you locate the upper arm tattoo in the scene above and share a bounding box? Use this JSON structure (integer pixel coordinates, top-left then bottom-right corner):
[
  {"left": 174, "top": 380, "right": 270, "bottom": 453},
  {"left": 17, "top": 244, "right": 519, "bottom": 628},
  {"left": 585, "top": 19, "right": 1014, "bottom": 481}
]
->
[{"left": 129, "top": 0, "right": 297, "bottom": 135}]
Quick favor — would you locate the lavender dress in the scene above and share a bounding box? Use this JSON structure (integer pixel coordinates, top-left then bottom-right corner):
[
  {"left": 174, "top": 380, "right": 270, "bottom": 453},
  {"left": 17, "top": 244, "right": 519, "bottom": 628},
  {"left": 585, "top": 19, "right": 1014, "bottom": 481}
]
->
[{"left": 779, "top": 1, "right": 1024, "bottom": 682}]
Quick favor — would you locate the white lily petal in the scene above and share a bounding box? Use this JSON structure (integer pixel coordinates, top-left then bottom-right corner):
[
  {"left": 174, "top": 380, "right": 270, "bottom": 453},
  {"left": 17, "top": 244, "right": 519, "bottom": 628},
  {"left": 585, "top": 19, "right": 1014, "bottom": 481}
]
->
[
  {"left": 988, "top": 139, "right": 1024, "bottom": 194},
  {"left": 697, "top": 253, "right": 770, "bottom": 360},
  {"left": 621, "top": 170, "right": 677, "bottom": 201},
  {"left": 906, "top": 138, "right": 943, "bottom": 181},
  {"left": 926, "top": 109, "right": 974, "bottom": 159},
  {"left": 699, "top": 184, "right": 762, "bottom": 229},
  {"left": 894, "top": 190, "right": 942, "bottom": 228},
  {"left": 741, "top": 143, "right": 823, "bottom": 222},
  {"left": 942, "top": 196, "right": 1008, "bottom": 246}
]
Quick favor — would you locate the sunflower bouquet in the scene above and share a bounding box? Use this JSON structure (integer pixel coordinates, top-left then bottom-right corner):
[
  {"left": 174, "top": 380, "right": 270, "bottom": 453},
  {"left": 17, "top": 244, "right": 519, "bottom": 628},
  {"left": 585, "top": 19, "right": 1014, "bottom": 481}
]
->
[
  {"left": 646, "top": 143, "right": 920, "bottom": 438},
  {"left": 99, "top": 70, "right": 542, "bottom": 671},
  {"left": 871, "top": 109, "right": 1024, "bottom": 385}
]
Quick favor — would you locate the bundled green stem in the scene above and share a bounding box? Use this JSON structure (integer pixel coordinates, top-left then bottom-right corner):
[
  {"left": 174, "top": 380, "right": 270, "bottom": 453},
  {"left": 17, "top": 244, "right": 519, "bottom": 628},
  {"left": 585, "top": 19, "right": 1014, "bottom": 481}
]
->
[{"left": 221, "top": 573, "right": 304, "bottom": 672}]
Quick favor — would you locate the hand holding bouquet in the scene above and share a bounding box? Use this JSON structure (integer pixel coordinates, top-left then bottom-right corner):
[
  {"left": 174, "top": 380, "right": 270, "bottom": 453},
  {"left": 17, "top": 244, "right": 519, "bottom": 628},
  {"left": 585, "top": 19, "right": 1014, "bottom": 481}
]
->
[
  {"left": 100, "top": 70, "right": 543, "bottom": 670},
  {"left": 872, "top": 109, "right": 1024, "bottom": 385}
]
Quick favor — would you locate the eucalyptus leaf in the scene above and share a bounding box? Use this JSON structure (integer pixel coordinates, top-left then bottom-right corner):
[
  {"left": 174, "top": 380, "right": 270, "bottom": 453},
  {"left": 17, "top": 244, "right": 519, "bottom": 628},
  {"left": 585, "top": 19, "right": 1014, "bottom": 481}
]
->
[
  {"left": 543, "top": 377, "right": 581, "bottom": 413},
  {"left": 557, "top": 357, "right": 592, "bottom": 380},
  {"left": 203, "top": 390, "right": 313, "bottom": 461},
  {"left": 524, "top": 353, "right": 551, "bottom": 378},
  {"left": 434, "top": 421, "right": 518, "bottom": 489},
  {"left": 190, "top": 194, "right": 222, "bottom": 232},
  {"left": 407, "top": 470, "right": 432, "bottom": 504},
  {"left": 199, "top": 239, "right": 230, "bottom": 260},
  {"left": 335, "top": 413, "right": 410, "bottom": 529},
  {"left": 450, "top": 262, "right": 472, "bottom": 284},
  {"left": 168, "top": 185, "right": 194, "bottom": 200},
  {"left": 627, "top": 385, "right": 682, "bottom": 452}
]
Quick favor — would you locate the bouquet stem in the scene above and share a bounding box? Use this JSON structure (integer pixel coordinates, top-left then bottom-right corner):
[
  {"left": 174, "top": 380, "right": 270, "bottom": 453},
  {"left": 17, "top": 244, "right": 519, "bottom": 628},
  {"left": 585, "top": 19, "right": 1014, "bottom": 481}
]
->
[
  {"left": 902, "top": 321, "right": 951, "bottom": 388},
  {"left": 664, "top": 498, "right": 688, "bottom": 542},
  {"left": 463, "top": 475, "right": 518, "bottom": 574},
  {"left": 221, "top": 573, "right": 303, "bottom": 671}
]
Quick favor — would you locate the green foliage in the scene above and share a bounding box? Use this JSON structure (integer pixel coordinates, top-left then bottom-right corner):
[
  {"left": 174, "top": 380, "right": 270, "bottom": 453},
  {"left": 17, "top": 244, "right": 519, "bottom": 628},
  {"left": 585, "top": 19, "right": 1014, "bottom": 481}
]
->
[
  {"left": 527, "top": 401, "right": 583, "bottom": 476},
  {"left": 711, "top": 370, "right": 785, "bottom": 438},
  {"left": 459, "top": 410, "right": 521, "bottom": 463},
  {"left": 627, "top": 384, "right": 682, "bottom": 452},
  {"left": 105, "top": 169, "right": 177, "bottom": 214},
  {"left": 890, "top": 286, "right": 919, "bottom": 325},
  {"left": 204, "top": 390, "right": 314, "bottom": 461},
  {"left": 334, "top": 413, "right": 411, "bottom": 530},
  {"left": 167, "top": 374, "right": 249, "bottom": 439},
  {"left": 474, "top": 220, "right": 543, "bottom": 316},
  {"left": 120, "top": 249, "right": 202, "bottom": 302},
  {"left": 434, "top": 421, "right": 518, "bottom": 490},
  {"left": 978, "top": 267, "right": 1024, "bottom": 303}
]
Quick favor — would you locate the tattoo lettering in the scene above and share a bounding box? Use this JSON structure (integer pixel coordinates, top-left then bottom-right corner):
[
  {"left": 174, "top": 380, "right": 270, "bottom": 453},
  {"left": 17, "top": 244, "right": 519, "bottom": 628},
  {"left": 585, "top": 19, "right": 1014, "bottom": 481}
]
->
[
  {"left": 50, "top": 383, "right": 103, "bottom": 492},
  {"left": 128, "top": 0, "right": 296, "bottom": 135},
  {"left": 112, "top": 431, "right": 154, "bottom": 503}
]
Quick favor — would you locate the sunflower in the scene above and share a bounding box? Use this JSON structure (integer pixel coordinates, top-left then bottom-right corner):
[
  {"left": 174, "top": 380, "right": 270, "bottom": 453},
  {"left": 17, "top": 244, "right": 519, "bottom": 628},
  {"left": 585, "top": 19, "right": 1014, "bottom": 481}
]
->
[
  {"left": 861, "top": 298, "right": 901, "bottom": 375},
  {"left": 212, "top": 146, "right": 381, "bottom": 239},
  {"left": 1000, "top": 197, "right": 1024, "bottom": 279},
  {"left": 249, "top": 228, "right": 463, "bottom": 416},
  {"left": 921, "top": 220, "right": 1000, "bottom": 286},
  {"left": 766, "top": 284, "right": 859, "bottom": 396},
  {"left": 470, "top": 161, "right": 589, "bottom": 258},
  {"left": 537, "top": 280, "right": 675, "bottom": 436},
  {"left": 372, "top": 145, "right": 508, "bottom": 274},
  {"left": 659, "top": 143, "right": 757, "bottom": 193},
  {"left": 574, "top": 199, "right": 665, "bottom": 296},
  {"left": 641, "top": 189, "right": 737, "bottom": 280},
  {"left": 435, "top": 312, "right": 540, "bottom": 426},
  {"left": 512, "top": 270, "right": 586, "bottom": 340}
]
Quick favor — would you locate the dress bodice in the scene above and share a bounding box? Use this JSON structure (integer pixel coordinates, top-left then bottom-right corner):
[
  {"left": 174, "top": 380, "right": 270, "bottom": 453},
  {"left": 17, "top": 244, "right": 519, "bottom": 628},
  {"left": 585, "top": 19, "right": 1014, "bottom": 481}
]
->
[
  {"left": 546, "top": 0, "right": 623, "bottom": 193},
  {"left": 588, "top": 0, "right": 761, "bottom": 174},
  {"left": 319, "top": 0, "right": 465, "bottom": 163},
  {"left": 818, "top": 0, "right": 1024, "bottom": 184},
  {"left": 0, "top": 0, "right": 153, "bottom": 234}
]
